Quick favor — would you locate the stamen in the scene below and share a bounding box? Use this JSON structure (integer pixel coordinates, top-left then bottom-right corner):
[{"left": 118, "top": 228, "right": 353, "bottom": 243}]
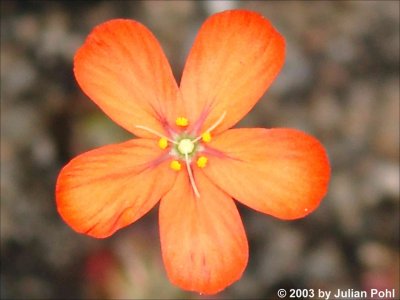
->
[
  {"left": 175, "top": 117, "right": 189, "bottom": 127},
  {"left": 193, "top": 111, "right": 226, "bottom": 142},
  {"left": 201, "top": 132, "right": 211, "bottom": 143},
  {"left": 196, "top": 156, "right": 208, "bottom": 168},
  {"left": 158, "top": 137, "right": 168, "bottom": 149},
  {"left": 170, "top": 160, "right": 181, "bottom": 171},
  {"left": 184, "top": 152, "right": 200, "bottom": 198},
  {"left": 135, "top": 125, "right": 177, "bottom": 144}
]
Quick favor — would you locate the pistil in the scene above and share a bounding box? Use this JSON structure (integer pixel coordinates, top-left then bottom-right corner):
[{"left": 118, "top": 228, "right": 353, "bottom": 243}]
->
[{"left": 184, "top": 152, "right": 200, "bottom": 198}]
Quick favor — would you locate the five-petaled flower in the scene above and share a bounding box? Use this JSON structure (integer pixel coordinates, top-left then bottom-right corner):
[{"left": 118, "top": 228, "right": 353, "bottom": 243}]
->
[{"left": 56, "top": 10, "right": 330, "bottom": 294}]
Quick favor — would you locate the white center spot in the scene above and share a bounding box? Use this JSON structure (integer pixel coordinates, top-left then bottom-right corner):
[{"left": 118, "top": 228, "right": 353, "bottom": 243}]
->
[{"left": 178, "top": 139, "right": 195, "bottom": 155}]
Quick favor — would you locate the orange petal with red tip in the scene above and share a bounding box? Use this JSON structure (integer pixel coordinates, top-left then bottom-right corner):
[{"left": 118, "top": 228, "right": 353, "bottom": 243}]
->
[
  {"left": 203, "top": 128, "right": 330, "bottom": 219},
  {"left": 180, "top": 10, "right": 285, "bottom": 134},
  {"left": 56, "top": 139, "right": 176, "bottom": 238},
  {"left": 159, "top": 169, "right": 248, "bottom": 294},
  {"left": 74, "top": 19, "right": 181, "bottom": 138}
]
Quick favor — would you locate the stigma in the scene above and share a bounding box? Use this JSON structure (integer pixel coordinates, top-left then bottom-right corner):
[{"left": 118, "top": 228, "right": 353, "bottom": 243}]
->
[{"left": 177, "top": 139, "right": 195, "bottom": 154}]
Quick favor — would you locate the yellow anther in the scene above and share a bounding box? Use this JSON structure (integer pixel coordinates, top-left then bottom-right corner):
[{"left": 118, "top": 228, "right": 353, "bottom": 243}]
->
[
  {"left": 175, "top": 117, "right": 189, "bottom": 127},
  {"left": 178, "top": 139, "right": 195, "bottom": 154},
  {"left": 158, "top": 137, "right": 168, "bottom": 149},
  {"left": 196, "top": 156, "right": 208, "bottom": 168},
  {"left": 170, "top": 160, "right": 181, "bottom": 171},
  {"left": 201, "top": 132, "right": 211, "bottom": 143}
]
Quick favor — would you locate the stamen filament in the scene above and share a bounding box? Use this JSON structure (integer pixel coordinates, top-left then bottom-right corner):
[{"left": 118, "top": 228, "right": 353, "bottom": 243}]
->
[
  {"left": 135, "top": 125, "right": 177, "bottom": 144},
  {"left": 193, "top": 111, "right": 227, "bottom": 142},
  {"left": 184, "top": 152, "right": 200, "bottom": 198}
]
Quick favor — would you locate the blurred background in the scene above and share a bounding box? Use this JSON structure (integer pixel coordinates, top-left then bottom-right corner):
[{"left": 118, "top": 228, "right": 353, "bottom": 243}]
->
[{"left": 1, "top": 1, "right": 399, "bottom": 299}]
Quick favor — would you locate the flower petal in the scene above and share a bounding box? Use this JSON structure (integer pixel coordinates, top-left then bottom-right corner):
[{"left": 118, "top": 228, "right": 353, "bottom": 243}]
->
[
  {"left": 203, "top": 128, "right": 330, "bottom": 219},
  {"left": 180, "top": 10, "right": 285, "bottom": 133},
  {"left": 56, "top": 139, "right": 176, "bottom": 238},
  {"left": 159, "top": 169, "right": 248, "bottom": 294},
  {"left": 74, "top": 19, "right": 182, "bottom": 138}
]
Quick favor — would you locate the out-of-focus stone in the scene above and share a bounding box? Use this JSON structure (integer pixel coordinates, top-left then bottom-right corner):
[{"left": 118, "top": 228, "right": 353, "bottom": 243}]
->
[
  {"left": 329, "top": 172, "right": 363, "bottom": 235},
  {"left": 372, "top": 79, "right": 399, "bottom": 159},
  {"left": 302, "top": 240, "right": 350, "bottom": 289},
  {"left": 205, "top": 0, "right": 238, "bottom": 14},
  {"left": 272, "top": 40, "right": 313, "bottom": 95},
  {"left": 358, "top": 242, "right": 396, "bottom": 271},
  {"left": 31, "top": 133, "right": 56, "bottom": 168},
  {"left": 342, "top": 80, "right": 375, "bottom": 147},
  {"left": 1, "top": 48, "right": 36, "bottom": 100},
  {"left": 14, "top": 14, "right": 40, "bottom": 48},
  {"left": 310, "top": 92, "right": 342, "bottom": 134},
  {"left": 1, "top": 103, "right": 42, "bottom": 148},
  {"left": 358, "top": 157, "right": 399, "bottom": 207},
  {"left": 258, "top": 225, "right": 305, "bottom": 287}
]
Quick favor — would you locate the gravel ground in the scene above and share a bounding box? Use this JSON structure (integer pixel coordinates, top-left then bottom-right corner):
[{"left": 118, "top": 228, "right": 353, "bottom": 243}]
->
[{"left": 1, "top": 1, "right": 399, "bottom": 299}]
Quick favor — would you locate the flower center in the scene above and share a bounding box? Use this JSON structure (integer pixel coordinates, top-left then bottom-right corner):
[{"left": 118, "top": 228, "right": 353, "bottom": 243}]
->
[
  {"left": 177, "top": 138, "right": 195, "bottom": 155},
  {"left": 135, "top": 111, "right": 226, "bottom": 198}
]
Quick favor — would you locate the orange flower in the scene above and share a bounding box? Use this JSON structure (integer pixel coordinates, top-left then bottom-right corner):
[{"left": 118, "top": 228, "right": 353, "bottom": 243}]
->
[{"left": 56, "top": 10, "right": 330, "bottom": 294}]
